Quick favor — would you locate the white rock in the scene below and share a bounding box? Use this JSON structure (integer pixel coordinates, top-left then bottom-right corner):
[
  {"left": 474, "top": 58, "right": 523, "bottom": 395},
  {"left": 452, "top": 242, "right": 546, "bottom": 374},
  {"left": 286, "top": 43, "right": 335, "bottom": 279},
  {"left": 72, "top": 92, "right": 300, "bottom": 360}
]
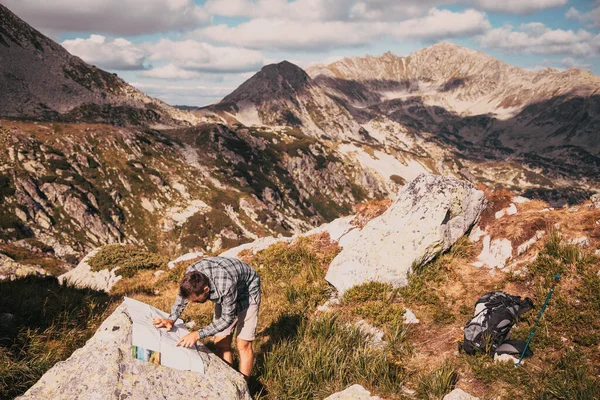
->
[
  {"left": 219, "top": 236, "right": 293, "bottom": 258},
  {"left": 153, "top": 270, "right": 165, "bottom": 277},
  {"left": 317, "top": 298, "right": 340, "bottom": 312},
  {"left": 495, "top": 203, "right": 517, "bottom": 219},
  {"left": 468, "top": 226, "right": 486, "bottom": 243},
  {"left": 58, "top": 248, "right": 122, "bottom": 293},
  {"left": 443, "top": 388, "right": 480, "bottom": 400},
  {"left": 568, "top": 237, "right": 589, "bottom": 248},
  {"left": 403, "top": 308, "right": 419, "bottom": 324},
  {"left": 517, "top": 230, "right": 545, "bottom": 256},
  {"left": 326, "top": 174, "right": 486, "bottom": 295},
  {"left": 591, "top": 193, "right": 600, "bottom": 209},
  {"left": 354, "top": 319, "right": 386, "bottom": 349},
  {"left": 324, "top": 384, "right": 382, "bottom": 400},
  {"left": 595, "top": 250, "right": 600, "bottom": 257},
  {"left": 512, "top": 196, "right": 530, "bottom": 204},
  {"left": 494, "top": 353, "right": 520, "bottom": 365},
  {"left": 19, "top": 303, "right": 250, "bottom": 400},
  {"left": 168, "top": 251, "right": 205, "bottom": 270},
  {"left": 473, "top": 236, "right": 513, "bottom": 269}
]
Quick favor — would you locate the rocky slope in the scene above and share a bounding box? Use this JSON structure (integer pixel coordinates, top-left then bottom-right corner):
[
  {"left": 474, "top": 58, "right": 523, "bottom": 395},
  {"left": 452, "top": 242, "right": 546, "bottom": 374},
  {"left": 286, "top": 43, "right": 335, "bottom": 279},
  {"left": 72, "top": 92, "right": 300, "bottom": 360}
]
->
[
  {"left": 0, "top": 4, "right": 198, "bottom": 127},
  {"left": 0, "top": 119, "right": 386, "bottom": 274}
]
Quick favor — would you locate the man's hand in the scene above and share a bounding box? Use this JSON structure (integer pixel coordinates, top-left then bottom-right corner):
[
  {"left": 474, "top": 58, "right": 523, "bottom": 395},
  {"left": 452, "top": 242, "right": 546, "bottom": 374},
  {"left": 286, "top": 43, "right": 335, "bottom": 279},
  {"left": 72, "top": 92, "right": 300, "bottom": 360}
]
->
[
  {"left": 152, "top": 318, "right": 174, "bottom": 331},
  {"left": 177, "top": 331, "right": 199, "bottom": 348}
]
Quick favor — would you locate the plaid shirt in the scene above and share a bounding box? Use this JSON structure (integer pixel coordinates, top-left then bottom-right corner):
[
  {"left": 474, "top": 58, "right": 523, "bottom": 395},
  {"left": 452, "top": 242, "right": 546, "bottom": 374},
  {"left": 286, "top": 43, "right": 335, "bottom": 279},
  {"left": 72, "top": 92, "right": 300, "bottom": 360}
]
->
[{"left": 168, "top": 256, "right": 261, "bottom": 339}]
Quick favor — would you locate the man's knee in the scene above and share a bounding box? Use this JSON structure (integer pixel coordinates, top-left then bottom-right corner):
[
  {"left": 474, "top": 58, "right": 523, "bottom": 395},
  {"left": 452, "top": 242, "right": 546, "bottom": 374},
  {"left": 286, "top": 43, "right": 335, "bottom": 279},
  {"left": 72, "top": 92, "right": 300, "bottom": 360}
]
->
[
  {"left": 236, "top": 338, "right": 253, "bottom": 353},
  {"left": 214, "top": 335, "right": 233, "bottom": 351}
]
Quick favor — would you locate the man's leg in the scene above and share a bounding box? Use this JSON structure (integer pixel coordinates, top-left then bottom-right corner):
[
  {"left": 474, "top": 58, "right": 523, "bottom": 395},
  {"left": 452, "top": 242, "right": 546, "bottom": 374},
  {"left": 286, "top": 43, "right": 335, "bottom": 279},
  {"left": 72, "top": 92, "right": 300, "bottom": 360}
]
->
[
  {"left": 214, "top": 334, "right": 233, "bottom": 365},
  {"left": 236, "top": 337, "right": 254, "bottom": 378}
]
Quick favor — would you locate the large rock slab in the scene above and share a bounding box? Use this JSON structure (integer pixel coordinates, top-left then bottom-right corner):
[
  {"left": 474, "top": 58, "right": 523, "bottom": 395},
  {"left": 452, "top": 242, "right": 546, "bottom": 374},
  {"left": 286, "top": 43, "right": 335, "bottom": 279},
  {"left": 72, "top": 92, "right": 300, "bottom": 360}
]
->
[
  {"left": 58, "top": 248, "right": 122, "bottom": 293},
  {"left": 0, "top": 253, "right": 47, "bottom": 281},
  {"left": 19, "top": 303, "right": 251, "bottom": 400},
  {"left": 326, "top": 174, "right": 486, "bottom": 295}
]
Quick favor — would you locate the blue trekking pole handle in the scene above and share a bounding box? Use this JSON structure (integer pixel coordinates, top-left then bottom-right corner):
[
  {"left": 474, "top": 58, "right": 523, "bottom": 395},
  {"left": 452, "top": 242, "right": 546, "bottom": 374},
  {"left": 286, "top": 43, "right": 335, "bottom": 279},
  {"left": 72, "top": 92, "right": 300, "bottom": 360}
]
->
[{"left": 516, "top": 274, "right": 561, "bottom": 367}]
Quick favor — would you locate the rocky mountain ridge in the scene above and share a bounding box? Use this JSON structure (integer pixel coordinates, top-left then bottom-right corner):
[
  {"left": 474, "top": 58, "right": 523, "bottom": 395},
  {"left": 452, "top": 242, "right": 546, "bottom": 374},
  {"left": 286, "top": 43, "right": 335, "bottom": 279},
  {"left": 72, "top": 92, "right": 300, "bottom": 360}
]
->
[{"left": 0, "top": 4, "right": 198, "bottom": 127}]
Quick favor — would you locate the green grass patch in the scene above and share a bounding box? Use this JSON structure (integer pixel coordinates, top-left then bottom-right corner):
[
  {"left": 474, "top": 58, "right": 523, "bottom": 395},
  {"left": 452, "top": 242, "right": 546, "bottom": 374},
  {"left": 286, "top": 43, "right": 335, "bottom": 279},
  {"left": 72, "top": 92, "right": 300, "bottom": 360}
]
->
[{"left": 256, "top": 314, "right": 406, "bottom": 399}]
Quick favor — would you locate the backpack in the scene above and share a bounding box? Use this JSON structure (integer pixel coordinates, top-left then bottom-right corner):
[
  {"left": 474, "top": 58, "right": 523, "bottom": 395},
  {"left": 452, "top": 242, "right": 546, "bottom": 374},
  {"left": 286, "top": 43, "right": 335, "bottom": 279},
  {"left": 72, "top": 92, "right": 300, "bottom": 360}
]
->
[{"left": 460, "top": 292, "right": 533, "bottom": 356}]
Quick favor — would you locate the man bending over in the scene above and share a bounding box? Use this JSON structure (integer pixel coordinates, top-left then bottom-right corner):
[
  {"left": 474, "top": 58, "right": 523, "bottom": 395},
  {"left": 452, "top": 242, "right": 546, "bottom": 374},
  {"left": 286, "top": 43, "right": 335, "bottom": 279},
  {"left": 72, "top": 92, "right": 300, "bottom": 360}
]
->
[{"left": 152, "top": 256, "right": 261, "bottom": 381}]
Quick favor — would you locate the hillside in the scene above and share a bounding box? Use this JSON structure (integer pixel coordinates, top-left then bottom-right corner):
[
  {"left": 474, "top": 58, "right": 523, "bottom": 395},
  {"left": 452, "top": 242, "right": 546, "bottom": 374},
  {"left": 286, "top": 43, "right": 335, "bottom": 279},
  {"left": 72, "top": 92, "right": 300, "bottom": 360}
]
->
[{"left": 0, "top": 4, "right": 198, "bottom": 126}]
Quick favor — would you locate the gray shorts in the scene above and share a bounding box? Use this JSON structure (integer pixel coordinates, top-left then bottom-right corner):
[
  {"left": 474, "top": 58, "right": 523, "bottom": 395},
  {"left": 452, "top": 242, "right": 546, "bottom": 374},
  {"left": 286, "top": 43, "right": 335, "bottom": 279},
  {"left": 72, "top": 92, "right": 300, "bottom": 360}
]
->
[{"left": 214, "top": 302, "right": 260, "bottom": 341}]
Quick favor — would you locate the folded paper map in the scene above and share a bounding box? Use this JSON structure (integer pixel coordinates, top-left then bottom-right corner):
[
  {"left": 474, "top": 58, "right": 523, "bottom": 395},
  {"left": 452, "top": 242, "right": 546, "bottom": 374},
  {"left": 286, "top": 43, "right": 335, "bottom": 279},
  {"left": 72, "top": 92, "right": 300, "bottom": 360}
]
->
[{"left": 124, "top": 297, "right": 208, "bottom": 374}]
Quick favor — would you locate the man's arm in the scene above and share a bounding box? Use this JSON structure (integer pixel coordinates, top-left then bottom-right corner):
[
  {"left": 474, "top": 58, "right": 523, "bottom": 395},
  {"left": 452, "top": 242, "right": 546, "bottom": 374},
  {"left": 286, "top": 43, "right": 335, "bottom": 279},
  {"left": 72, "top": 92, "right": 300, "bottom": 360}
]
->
[
  {"left": 197, "top": 286, "right": 237, "bottom": 339},
  {"left": 168, "top": 292, "right": 189, "bottom": 322}
]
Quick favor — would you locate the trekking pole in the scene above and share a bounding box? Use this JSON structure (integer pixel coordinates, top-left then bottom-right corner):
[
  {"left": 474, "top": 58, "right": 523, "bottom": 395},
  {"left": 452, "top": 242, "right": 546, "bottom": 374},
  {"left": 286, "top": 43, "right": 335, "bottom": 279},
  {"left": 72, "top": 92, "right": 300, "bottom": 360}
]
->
[{"left": 516, "top": 274, "right": 561, "bottom": 367}]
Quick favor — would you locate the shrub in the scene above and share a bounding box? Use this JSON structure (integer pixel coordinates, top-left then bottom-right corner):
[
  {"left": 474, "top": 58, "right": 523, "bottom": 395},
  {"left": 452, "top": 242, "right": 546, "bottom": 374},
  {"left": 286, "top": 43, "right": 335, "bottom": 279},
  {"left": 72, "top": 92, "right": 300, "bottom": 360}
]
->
[
  {"left": 416, "top": 361, "right": 458, "bottom": 399},
  {"left": 88, "top": 244, "right": 168, "bottom": 278}
]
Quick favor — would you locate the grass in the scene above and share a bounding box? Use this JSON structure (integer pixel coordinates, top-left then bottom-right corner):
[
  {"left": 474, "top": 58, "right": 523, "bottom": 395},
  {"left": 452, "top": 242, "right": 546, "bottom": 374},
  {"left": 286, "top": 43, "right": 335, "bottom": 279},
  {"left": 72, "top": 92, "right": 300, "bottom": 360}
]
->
[
  {"left": 416, "top": 361, "right": 458, "bottom": 399},
  {"left": 0, "top": 276, "right": 112, "bottom": 399},
  {"left": 88, "top": 244, "right": 168, "bottom": 278},
  {"left": 256, "top": 314, "right": 406, "bottom": 399}
]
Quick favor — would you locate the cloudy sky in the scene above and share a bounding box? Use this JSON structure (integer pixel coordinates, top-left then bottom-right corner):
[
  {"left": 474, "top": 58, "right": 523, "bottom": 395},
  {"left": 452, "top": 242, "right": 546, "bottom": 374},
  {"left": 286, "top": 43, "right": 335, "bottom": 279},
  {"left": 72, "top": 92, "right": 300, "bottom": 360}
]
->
[{"left": 5, "top": 0, "right": 600, "bottom": 106}]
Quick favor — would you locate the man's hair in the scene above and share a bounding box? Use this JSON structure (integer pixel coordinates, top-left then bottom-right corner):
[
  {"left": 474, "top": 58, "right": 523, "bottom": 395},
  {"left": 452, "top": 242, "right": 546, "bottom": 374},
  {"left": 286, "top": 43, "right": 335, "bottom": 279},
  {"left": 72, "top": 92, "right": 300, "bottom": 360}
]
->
[{"left": 179, "top": 271, "right": 210, "bottom": 298}]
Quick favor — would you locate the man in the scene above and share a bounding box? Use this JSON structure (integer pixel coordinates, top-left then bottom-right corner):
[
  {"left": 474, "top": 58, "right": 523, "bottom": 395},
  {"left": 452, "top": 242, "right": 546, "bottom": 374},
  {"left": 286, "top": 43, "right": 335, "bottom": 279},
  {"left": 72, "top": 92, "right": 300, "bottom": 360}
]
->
[{"left": 152, "top": 256, "right": 261, "bottom": 380}]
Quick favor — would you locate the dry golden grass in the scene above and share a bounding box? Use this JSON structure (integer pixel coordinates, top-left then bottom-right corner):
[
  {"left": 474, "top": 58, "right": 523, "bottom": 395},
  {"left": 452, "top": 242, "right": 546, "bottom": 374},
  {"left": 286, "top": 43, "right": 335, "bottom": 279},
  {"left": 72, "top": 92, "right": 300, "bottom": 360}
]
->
[{"left": 351, "top": 199, "right": 393, "bottom": 228}]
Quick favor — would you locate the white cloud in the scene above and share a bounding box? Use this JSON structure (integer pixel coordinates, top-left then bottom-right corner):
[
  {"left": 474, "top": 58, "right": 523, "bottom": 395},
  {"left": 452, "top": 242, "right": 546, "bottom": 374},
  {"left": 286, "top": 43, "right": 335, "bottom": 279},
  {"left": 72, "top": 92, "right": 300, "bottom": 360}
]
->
[
  {"left": 203, "top": 0, "right": 566, "bottom": 20},
  {"left": 560, "top": 57, "right": 592, "bottom": 70},
  {"left": 4, "top": 0, "right": 210, "bottom": 36},
  {"left": 61, "top": 35, "right": 146, "bottom": 70},
  {"left": 146, "top": 40, "right": 264, "bottom": 73},
  {"left": 471, "top": 0, "right": 567, "bottom": 14},
  {"left": 479, "top": 24, "right": 600, "bottom": 56},
  {"left": 141, "top": 64, "right": 201, "bottom": 79},
  {"left": 192, "top": 8, "right": 490, "bottom": 51},
  {"left": 565, "top": 4, "right": 600, "bottom": 28}
]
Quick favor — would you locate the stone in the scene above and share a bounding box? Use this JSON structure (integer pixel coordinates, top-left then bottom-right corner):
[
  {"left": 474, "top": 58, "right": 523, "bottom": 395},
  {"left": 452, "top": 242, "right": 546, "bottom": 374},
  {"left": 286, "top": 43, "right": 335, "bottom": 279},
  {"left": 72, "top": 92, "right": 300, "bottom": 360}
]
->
[
  {"left": 568, "top": 237, "right": 589, "bottom": 248},
  {"left": 494, "top": 353, "right": 520, "bottom": 365},
  {"left": 167, "top": 251, "right": 205, "bottom": 270},
  {"left": 220, "top": 236, "right": 293, "bottom": 258},
  {"left": 517, "top": 230, "right": 545, "bottom": 256},
  {"left": 317, "top": 298, "right": 340, "bottom": 312},
  {"left": 326, "top": 174, "right": 486, "bottom": 295},
  {"left": 495, "top": 203, "right": 517, "bottom": 219},
  {"left": 18, "top": 303, "right": 250, "bottom": 400},
  {"left": 354, "top": 320, "right": 385, "bottom": 349},
  {"left": 512, "top": 196, "right": 530, "bottom": 204},
  {"left": 403, "top": 308, "right": 419, "bottom": 324},
  {"left": 443, "top": 388, "right": 480, "bottom": 400},
  {"left": 324, "top": 384, "right": 382, "bottom": 400},
  {"left": 153, "top": 270, "right": 165, "bottom": 277},
  {"left": 591, "top": 193, "right": 600, "bottom": 209},
  {"left": 468, "top": 226, "right": 486, "bottom": 243},
  {"left": 0, "top": 253, "right": 47, "bottom": 281},
  {"left": 472, "top": 236, "right": 513, "bottom": 269},
  {"left": 58, "top": 248, "right": 122, "bottom": 292}
]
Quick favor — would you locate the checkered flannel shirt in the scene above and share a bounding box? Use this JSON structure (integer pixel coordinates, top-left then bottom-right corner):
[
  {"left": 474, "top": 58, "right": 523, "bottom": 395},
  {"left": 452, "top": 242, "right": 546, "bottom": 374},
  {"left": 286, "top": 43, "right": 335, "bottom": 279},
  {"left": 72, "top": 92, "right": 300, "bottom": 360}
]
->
[{"left": 168, "top": 256, "right": 261, "bottom": 339}]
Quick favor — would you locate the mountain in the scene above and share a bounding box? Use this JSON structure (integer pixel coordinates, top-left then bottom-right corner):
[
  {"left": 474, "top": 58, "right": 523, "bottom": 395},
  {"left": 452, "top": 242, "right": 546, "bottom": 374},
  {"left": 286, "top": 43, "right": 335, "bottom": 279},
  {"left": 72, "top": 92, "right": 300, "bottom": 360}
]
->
[
  {"left": 0, "top": 4, "right": 197, "bottom": 126},
  {"left": 202, "top": 61, "right": 364, "bottom": 141},
  {"left": 200, "top": 43, "right": 599, "bottom": 199}
]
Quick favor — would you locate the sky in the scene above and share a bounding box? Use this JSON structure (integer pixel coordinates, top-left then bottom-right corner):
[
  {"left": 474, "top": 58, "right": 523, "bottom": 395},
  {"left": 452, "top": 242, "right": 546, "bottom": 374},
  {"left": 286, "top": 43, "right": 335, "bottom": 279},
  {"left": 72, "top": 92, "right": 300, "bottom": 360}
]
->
[{"left": 4, "top": 0, "right": 600, "bottom": 106}]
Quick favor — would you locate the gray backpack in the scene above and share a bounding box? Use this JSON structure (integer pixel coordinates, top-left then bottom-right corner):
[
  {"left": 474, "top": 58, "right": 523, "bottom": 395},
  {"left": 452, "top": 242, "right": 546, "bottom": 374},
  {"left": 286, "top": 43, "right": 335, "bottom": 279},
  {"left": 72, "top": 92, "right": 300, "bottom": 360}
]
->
[{"left": 460, "top": 292, "right": 534, "bottom": 356}]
